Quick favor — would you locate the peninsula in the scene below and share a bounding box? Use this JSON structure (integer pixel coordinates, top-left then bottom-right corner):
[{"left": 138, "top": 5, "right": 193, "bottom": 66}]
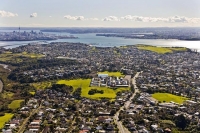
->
[{"left": 0, "top": 30, "right": 78, "bottom": 41}]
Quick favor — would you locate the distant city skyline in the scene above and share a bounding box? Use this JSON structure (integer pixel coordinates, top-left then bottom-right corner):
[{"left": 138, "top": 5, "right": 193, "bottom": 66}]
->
[{"left": 0, "top": 0, "right": 200, "bottom": 27}]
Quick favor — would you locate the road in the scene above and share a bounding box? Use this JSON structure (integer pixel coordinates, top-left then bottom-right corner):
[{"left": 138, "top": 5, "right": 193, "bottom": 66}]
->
[
  {"left": 0, "top": 80, "right": 3, "bottom": 93},
  {"left": 0, "top": 64, "right": 11, "bottom": 71},
  {"left": 124, "top": 72, "right": 141, "bottom": 109},
  {"left": 114, "top": 72, "right": 142, "bottom": 133},
  {"left": 0, "top": 63, "right": 11, "bottom": 93},
  {"left": 17, "top": 104, "right": 42, "bottom": 133}
]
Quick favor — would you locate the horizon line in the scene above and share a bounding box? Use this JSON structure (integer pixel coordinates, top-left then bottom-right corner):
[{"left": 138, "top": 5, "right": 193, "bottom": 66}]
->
[{"left": 0, "top": 26, "right": 200, "bottom": 29}]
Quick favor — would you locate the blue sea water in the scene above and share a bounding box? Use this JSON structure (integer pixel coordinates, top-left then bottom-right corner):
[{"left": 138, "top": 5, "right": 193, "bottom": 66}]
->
[{"left": 0, "top": 30, "right": 200, "bottom": 51}]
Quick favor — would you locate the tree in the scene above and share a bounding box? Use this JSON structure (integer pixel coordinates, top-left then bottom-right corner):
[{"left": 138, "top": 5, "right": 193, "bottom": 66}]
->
[
  {"left": 88, "top": 89, "right": 104, "bottom": 95},
  {"left": 174, "top": 114, "right": 189, "bottom": 130},
  {"left": 110, "top": 109, "right": 116, "bottom": 116},
  {"left": 130, "top": 84, "right": 135, "bottom": 93},
  {"left": 73, "top": 88, "right": 82, "bottom": 100}
]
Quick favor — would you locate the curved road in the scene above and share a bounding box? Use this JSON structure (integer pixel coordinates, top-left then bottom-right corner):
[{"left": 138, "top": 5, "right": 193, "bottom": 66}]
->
[
  {"left": 0, "top": 64, "right": 11, "bottom": 71},
  {"left": 0, "top": 80, "right": 3, "bottom": 93},
  {"left": 0, "top": 64, "right": 11, "bottom": 93},
  {"left": 114, "top": 72, "right": 142, "bottom": 133}
]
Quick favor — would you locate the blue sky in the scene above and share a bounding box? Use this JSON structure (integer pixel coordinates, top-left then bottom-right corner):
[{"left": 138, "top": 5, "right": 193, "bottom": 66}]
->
[{"left": 0, "top": 0, "right": 200, "bottom": 27}]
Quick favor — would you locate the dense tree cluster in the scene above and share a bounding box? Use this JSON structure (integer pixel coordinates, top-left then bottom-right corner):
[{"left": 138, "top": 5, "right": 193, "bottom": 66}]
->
[
  {"left": 88, "top": 89, "right": 104, "bottom": 95},
  {"left": 7, "top": 58, "right": 84, "bottom": 83},
  {"left": 73, "top": 88, "right": 82, "bottom": 100},
  {"left": 51, "top": 84, "right": 73, "bottom": 94},
  {"left": 174, "top": 114, "right": 190, "bottom": 130}
]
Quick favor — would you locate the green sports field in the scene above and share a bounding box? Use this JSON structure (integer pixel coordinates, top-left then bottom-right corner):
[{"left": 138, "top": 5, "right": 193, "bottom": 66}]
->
[
  {"left": 57, "top": 79, "right": 129, "bottom": 100},
  {"left": 0, "top": 113, "right": 14, "bottom": 129},
  {"left": 137, "top": 45, "right": 187, "bottom": 54},
  {"left": 152, "top": 93, "right": 188, "bottom": 104},
  {"left": 8, "top": 100, "right": 24, "bottom": 110}
]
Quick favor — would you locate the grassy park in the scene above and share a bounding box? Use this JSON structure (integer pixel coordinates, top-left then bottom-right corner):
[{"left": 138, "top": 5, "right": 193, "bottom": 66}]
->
[
  {"left": 57, "top": 79, "right": 91, "bottom": 91},
  {"left": 0, "top": 113, "right": 14, "bottom": 129},
  {"left": 137, "top": 45, "right": 187, "bottom": 54},
  {"left": 57, "top": 78, "right": 129, "bottom": 100},
  {"left": 8, "top": 100, "right": 24, "bottom": 110},
  {"left": 152, "top": 93, "right": 188, "bottom": 104}
]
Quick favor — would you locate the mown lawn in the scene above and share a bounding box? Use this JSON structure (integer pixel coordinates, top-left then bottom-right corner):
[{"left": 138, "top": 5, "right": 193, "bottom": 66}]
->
[
  {"left": 57, "top": 79, "right": 129, "bottom": 100},
  {"left": 98, "top": 71, "right": 124, "bottom": 77},
  {"left": 57, "top": 79, "right": 91, "bottom": 91},
  {"left": 137, "top": 45, "right": 187, "bottom": 54},
  {"left": 84, "top": 87, "right": 129, "bottom": 99},
  {"left": 152, "top": 93, "right": 188, "bottom": 104},
  {"left": 0, "top": 113, "right": 14, "bottom": 129},
  {"left": 8, "top": 100, "right": 24, "bottom": 110}
]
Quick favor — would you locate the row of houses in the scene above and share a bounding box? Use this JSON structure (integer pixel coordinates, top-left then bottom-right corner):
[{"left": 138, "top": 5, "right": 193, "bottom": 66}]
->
[{"left": 90, "top": 74, "right": 129, "bottom": 87}]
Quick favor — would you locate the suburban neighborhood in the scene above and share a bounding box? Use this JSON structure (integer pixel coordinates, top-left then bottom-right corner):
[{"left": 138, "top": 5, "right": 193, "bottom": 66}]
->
[{"left": 0, "top": 42, "right": 200, "bottom": 133}]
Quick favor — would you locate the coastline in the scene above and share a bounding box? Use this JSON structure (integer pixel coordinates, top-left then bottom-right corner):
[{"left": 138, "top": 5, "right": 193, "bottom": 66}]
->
[
  {"left": 0, "top": 37, "right": 78, "bottom": 42},
  {"left": 0, "top": 33, "right": 200, "bottom": 52}
]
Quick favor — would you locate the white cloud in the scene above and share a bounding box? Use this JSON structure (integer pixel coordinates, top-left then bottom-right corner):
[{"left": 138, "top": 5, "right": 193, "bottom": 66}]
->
[
  {"left": 30, "top": 13, "right": 37, "bottom": 18},
  {"left": 102, "top": 16, "right": 120, "bottom": 21},
  {"left": 167, "top": 16, "right": 189, "bottom": 23},
  {"left": 64, "top": 15, "right": 85, "bottom": 20},
  {"left": 0, "top": 10, "right": 18, "bottom": 17},
  {"left": 121, "top": 15, "right": 200, "bottom": 23},
  {"left": 121, "top": 15, "right": 166, "bottom": 22},
  {"left": 49, "top": 16, "right": 52, "bottom": 18},
  {"left": 189, "top": 18, "right": 200, "bottom": 23},
  {"left": 76, "top": 16, "right": 84, "bottom": 20},
  {"left": 90, "top": 18, "right": 99, "bottom": 21},
  {"left": 64, "top": 15, "right": 99, "bottom": 21}
]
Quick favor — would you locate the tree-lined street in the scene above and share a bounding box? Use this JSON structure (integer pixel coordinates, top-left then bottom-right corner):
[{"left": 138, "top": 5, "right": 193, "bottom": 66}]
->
[{"left": 114, "top": 72, "right": 141, "bottom": 133}]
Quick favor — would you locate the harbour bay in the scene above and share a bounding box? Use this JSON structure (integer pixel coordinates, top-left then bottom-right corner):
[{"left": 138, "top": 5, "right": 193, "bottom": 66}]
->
[{"left": 0, "top": 31, "right": 200, "bottom": 51}]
